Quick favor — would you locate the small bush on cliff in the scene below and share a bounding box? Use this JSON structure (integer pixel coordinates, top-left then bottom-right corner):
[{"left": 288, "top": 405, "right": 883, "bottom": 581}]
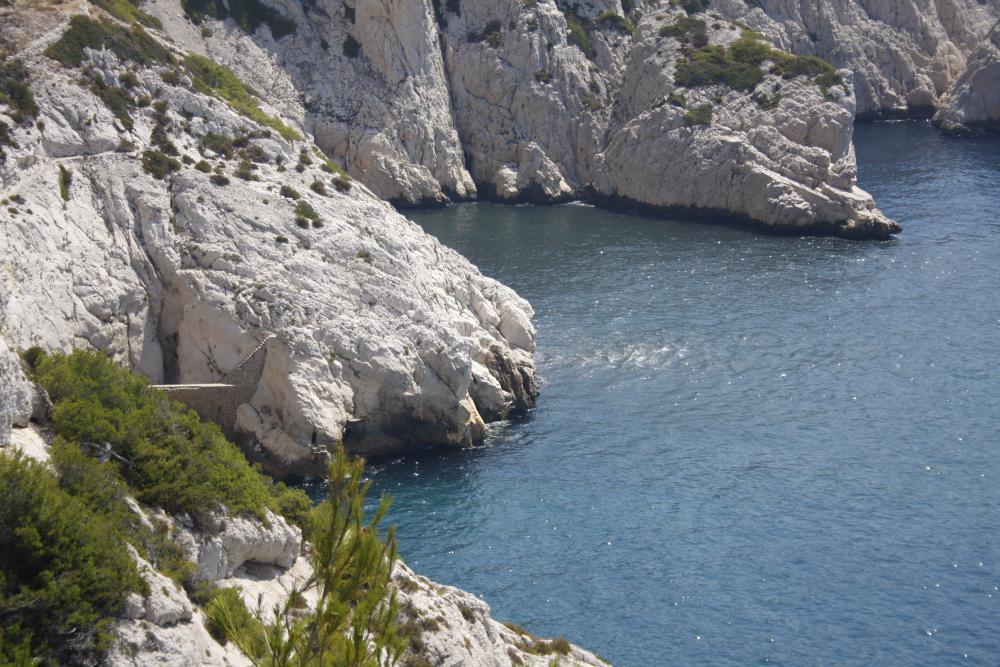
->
[
  {"left": 142, "top": 148, "right": 181, "bottom": 179},
  {"left": 0, "top": 58, "right": 39, "bottom": 123},
  {"left": 30, "top": 350, "right": 309, "bottom": 525},
  {"left": 561, "top": 10, "right": 594, "bottom": 60},
  {"left": 0, "top": 452, "right": 146, "bottom": 664},
  {"left": 659, "top": 16, "right": 708, "bottom": 48},
  {"left": 217, "top": 447, "right": 406, "bottom": 667},
  {"left": 675, "top": 30, "right": 841, "bottom": 94},
  {"left": 184, "top": 53, "right": 301, "bottom": 141},
  {"left": 45, "top": 15, "right": 171, "bottom": 68},
  {"left": 58, "top": 165, "right": 72, "bottom": 201},
  {"left": 683, "top": 102, "right": 713, "bottom": 126}
]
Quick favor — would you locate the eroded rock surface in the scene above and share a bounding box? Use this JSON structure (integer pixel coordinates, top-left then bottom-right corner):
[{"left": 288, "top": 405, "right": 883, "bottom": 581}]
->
[
  {"left": 129, "top": 0, "right": 909, "bottom": 234},
  {"left": 934, "top": 19, "right": 1000, "bottom": 135},
  {"left": 1, "top": 8, "right": 537, "bottom": 472}
]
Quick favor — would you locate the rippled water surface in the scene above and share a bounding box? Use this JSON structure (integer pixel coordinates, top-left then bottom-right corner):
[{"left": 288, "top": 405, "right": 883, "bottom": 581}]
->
[{"left": 371, "top": 122, "right": 1000, "bottom": 665}]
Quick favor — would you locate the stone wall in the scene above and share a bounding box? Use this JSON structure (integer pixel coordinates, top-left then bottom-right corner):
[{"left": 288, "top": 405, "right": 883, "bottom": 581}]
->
[{"left": 158, "top": 384, "right": 254, "bottom": 440}]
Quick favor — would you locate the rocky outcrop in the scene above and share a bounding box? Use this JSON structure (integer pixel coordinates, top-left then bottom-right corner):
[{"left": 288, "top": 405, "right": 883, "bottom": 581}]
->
[
  {"left": 709, "top": 0, "right": 999, "bottom": 118},
  {"left": 0, "top": 339, "right": 34, "bottom": 445},
  {"left": 438, "top": 2, "right": 897, "bottom": 236},
  {"left": 144, "top": 0, "right": 476, "bottom": 207},
  {"left": 190, "top": 510, "right": 301, "bottom": 580},
  {"left": 934, "top": 19, "right": 1000, "bottom": 135},
  {"left": 1, "top": 7, "right": 537, "bottom": 473},
  {"left": 392, "top": 563, "right": 606, "bottom": 666},
  {"left": 125, "top": 0, "right": 900, "bottom": 235}
]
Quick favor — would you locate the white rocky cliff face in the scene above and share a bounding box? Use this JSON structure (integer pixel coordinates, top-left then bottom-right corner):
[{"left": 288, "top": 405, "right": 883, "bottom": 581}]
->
[
  {"left": 934, "top": 19, "right": 1000, "bottom": 134},
  {"left": 710, "top": 0, "right": 999, "bottom": 117},
  {"left": 439, "top": 1, "right": 898, "bottom": 237},
  {"left": 1, "top": 6, "right": 537, "bottom": 475},
  {"left": 132, "top": 0, "right": 906, "bottom": 235}
]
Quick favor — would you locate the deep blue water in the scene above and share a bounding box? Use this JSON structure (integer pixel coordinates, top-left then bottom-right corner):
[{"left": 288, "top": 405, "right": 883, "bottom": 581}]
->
[{"left": 370, "top": 122, "right": 1000, "bottom": 665}]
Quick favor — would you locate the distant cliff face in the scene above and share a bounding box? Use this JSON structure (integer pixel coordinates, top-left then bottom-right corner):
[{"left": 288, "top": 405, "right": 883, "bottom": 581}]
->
[
  {"left": 146, "top": 0, "right": 900, "bottom": 236},
  {"left": 710, "top": 0, "right": 998, "bottom": 117},
  {"left": 934, "top": 19, "right": 1000, "bottom": 134}
]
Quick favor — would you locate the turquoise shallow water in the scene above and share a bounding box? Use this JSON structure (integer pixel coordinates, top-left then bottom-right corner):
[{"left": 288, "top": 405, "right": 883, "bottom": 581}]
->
[{"left": 362, "top": 122, "right": 1000, "bottom": 665}]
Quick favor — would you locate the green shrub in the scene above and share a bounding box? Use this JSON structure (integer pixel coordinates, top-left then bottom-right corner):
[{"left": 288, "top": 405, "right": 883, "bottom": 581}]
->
[
  {"left": 294, "top": 200, "right": 320, "bottom": 226},
  {"left": 31, "top": 350, "right": 308, "bottom": 523},
  {"left": 195, "top": 159, "right": 212, "bottom": 172},
  {"left": 659, "top": 16, "right": 708, "bottom": 48},
  {"left": 210, "top": 172, "right": 231, "bottom": 186},
  {"left": 0, "top": 59, "right": 39, "bottom": 123},
  {"left": 45, "top": 15, "right": 171, "bottom": 68},
  {"left": 201, "top": 132, "right": 238, "bottom": 158},
  {"left": 674, "top": 43, "right": 764, "bottom": 91},
  {"left": 279, "top": 184, "right": 300, "bottom": 199},
  {"left": 318, "top": 153, "right": 347, "bottom": 176},
  {"left": 534, "top": 69, "right": 551, "bottom": 83},
  {"left": 89, "top": 77, "right": 135, "bottom": 130},
  {"left": 184, "top": 53, "right": 301, "bottom": 141},
  {"left": 218, "top": 448, "right": 405, "bottom": 666},
  {"left": 595, "top": 11, "right": 634, "bottom": 34},
  {"left": 343, "top": 35, "right": 361, "bottom": 58},
  {"left": 275, "top": 234, "right": 289, "bottom": 243},
  {"left": 0, "top": 452, "right": 145, "bottom": 664},
  {"left": 58, "top": 165, "right": 72, "bottom": 201},
  {"left": 229, "top": 0, "right": 296, "bottom": 38},
  {"left": 683, "top": 102, "right": 713, "bottom": 126},
  {"left": 752, "top": 90, "right": 781, "bottom": 109},
  {"left": 562, "top": 10, "right": 594, "bottom": 60},
  {"left": 668, "top": 90, "right": 686, "bottom": 107},
  {"left": 205, "top": 587, "right": 262, "bottom": 645},
  {"left": 333, "top": 175, "right": 352, "bottom": 193},
  {"left": 674, "top": 31, "right": 840, "bottom": 94},
  {"left": 310, "top": 179, "right": 327, "bottom": 195},
  {"left": 142, "top": 149, "right": 181, "bottom": 179},
  {"left": 89, "top": 0, "right": 163, "bottom": 29},
  {"left": 234, "top": 157, "right": 256, "bottom": 180}
]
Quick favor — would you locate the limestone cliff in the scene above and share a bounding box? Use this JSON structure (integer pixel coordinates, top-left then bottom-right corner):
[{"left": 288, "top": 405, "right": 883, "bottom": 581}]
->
[
  {"left": 710, "top": 0, "right": 998, "bottom": 118},
  {"left": 934, "top": 19, "right": 1000, "bottom": 134},
  {"left": 1, "top": 4, "right": 537, "bottom": 475},
  {"left": 146, "top": 0, "right": 902, "bottom": 235}
]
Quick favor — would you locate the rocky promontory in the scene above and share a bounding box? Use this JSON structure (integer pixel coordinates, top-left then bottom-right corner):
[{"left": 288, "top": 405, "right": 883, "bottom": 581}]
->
[{"left": 2, "top": 3, "right": 537, "bottom": 475}]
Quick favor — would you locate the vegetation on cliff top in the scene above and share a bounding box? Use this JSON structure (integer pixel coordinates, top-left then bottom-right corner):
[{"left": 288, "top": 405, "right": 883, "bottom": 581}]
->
[
  {"left": 2, "top": 349, "right": 314, "bottom": 663},
  {"left": 44, "top": 15, "right": 171, "bottom": 67},
  {"left": 28, "top": 349, "right": 309, "bottom": 524},
  {"left": 0, "top": 452, "right": 146, "bottom": 665},
  {"left": 671, "top": 27, "right": 842, "bottom": 94},
  {"left": 44, "top": 16, "right": 300, "bottom": 141}
]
